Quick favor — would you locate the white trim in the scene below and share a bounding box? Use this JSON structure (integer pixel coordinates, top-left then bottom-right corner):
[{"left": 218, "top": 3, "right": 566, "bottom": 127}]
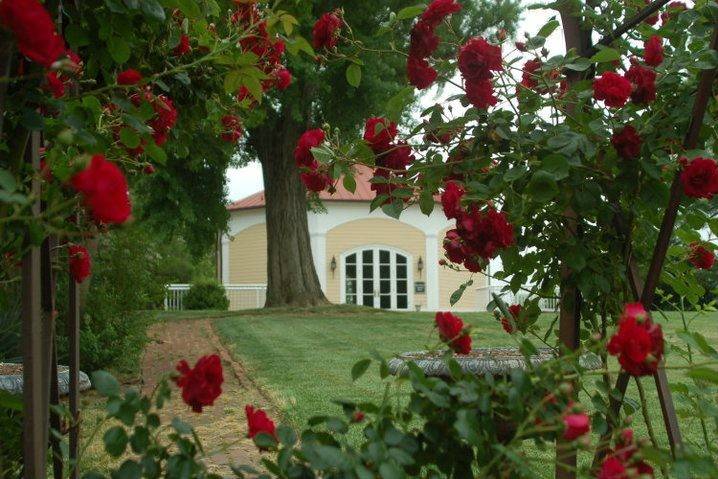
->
[
  {"left": 425, "top": 233, "right": 439, "bottom": 310},
  {"left": 221, "top": 235, "right": 230, "bottom": 285},
  {"left": 339, "top": 244, "right": 414, "bottom": 311}
]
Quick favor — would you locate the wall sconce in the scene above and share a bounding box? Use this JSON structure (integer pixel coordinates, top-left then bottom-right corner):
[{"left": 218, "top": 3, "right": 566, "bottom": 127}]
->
[
  {"left": 417, "top": 256, "right": 423, "bottom": 276},
  {"left": 330, "top": 256, "right": 337, "bottom": 277}
]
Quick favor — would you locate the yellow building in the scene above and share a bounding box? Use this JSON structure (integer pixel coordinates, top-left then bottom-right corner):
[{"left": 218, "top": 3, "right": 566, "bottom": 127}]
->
[{"left": 221, "top": 167, "right": 491, "bottom": 311}]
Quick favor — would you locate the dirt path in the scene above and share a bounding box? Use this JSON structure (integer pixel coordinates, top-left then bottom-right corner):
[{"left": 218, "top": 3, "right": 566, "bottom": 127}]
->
[{"left": 141, "top": 318, "right": 267, "bottom": 476}]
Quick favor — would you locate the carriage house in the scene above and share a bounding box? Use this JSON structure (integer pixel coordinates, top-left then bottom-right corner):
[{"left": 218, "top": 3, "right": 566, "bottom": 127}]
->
[{"left": 220, "top": 166, "right": 494, "bottom": 311}]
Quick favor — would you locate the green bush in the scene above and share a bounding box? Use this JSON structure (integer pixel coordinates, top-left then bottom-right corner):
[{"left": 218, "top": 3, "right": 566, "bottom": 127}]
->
[{"left": 183, "top": 281, "right": 229, "bottom": 310}]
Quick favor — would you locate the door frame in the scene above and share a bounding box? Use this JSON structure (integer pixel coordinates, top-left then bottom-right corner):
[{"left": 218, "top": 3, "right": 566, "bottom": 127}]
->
[{"left": 339, "top": 245, "right": 414, "bottom": 311}]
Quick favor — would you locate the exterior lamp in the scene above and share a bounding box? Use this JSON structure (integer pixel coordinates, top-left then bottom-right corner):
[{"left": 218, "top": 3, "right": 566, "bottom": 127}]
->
[
  {"left": 330, "top": 256, "right": 337, "bottom": 276},
  {"left": 417, "top": 256, "right": 424, "bottom": 276}
]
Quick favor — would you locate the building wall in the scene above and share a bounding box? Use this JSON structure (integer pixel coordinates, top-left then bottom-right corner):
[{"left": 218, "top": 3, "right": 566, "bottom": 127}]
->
[
  {"left": 324, "top": 217, "right": 427, "bottom": 308},
  {"left": 227, "top": 222, "right": 268, "bottom": 284}
]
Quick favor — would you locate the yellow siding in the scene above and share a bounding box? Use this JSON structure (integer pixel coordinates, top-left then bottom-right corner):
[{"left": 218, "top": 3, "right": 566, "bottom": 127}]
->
[
  {"left": 228, "top": 223, "right": 268, "bottom": 284},
  {"left": 437, "top": 227, "right": 488, "bottom": 310},
  {"left": 325, "top": 218, "right": 427, "bottom": 309}
]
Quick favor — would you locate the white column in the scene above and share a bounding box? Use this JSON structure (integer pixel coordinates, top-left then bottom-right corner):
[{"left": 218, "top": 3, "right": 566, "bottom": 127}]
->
[
  {"left": 221, "top": 235, "right": 230, "bottom": 285},
  {"left": 425, "top": 233, "right": 439, "bottom": 311},
  {"left": 310, "top": 233, "right": 327, "bottom": 292}
]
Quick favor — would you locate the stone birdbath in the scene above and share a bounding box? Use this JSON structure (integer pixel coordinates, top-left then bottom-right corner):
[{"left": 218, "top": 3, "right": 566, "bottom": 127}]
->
[
  {"left": 0, "top": 362, "right": 92, "bottom": 396},
  {"left": 388, "top": 347, "right": 602, "bottom": 441}
]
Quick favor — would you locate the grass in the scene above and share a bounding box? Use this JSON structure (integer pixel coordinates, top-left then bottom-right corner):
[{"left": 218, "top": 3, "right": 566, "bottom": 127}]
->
[{"left": 214, "top": 306, "right": 717, "bottom": 474}]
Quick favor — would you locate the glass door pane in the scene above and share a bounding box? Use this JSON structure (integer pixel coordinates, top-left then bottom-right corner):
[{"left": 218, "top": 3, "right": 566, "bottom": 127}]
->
[
  {"left": 395, "top": 253, "right": 408, "bottom": 310},
  {"left": 361, "top": 249, "right": 374, "bottom": 307},
  {"left": 345, "top": 253, "right": 357, "bottom": 305},
  {"left": 378, "top": 249, "right": 392, "bottom": 309}
]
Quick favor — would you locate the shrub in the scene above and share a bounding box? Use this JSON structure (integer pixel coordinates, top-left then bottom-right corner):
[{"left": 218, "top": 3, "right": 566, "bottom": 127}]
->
[{"left": 183, "top": 281, "right": 229, "bottom": 310}]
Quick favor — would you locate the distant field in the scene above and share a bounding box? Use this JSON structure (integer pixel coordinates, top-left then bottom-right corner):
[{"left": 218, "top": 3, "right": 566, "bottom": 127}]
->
[{"left": 212, "top": 305, "right": 717, "bottom": 475}]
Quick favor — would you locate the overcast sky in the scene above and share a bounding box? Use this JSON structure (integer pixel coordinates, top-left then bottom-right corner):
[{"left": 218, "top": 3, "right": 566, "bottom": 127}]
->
[{"left": 225, "top": 3, "right": 566, "bottom": 202}]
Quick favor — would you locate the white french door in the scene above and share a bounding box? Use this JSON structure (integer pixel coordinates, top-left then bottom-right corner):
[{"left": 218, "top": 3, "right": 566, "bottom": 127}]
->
[{"left": 343, "top": 247, "right": 411, "bottom": 310}]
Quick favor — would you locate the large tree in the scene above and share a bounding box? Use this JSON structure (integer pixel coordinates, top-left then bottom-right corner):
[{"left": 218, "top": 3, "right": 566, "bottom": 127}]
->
[{"left": 245, "top": 0, "right": 521, "bottom": 307}]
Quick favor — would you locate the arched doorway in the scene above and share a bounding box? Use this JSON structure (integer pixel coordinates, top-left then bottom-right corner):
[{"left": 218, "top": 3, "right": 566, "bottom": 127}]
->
[{"left": 341, "top": 246, "right": 412, "bottom": 310}]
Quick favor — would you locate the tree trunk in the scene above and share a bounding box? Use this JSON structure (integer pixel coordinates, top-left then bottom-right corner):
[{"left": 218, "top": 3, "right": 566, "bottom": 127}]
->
[{"left": 250, "top": 112, "right": 328, "bottom": 308}]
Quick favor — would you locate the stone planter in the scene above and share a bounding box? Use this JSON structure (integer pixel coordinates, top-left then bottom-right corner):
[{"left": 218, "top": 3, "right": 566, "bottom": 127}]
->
[
  {"left": 388, "top": 347, "right": 602, "bottom": 442},
  {"left": 0, "top": 363, "right": 92, "bottom": 397}
]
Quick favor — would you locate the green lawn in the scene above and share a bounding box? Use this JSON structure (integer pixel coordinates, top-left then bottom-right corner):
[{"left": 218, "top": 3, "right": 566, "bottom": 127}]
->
[{"left": 212, "top": 306, "right": 717, "bottom": 473}]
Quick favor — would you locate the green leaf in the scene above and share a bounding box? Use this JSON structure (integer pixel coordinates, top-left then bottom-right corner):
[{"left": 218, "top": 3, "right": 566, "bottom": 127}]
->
[
  {"left": 385, "top": 87, "right": 414, "bottom": 122},
  {"left": 103, "top": 426, "right": 128, "bottom": 457},
  {"left": 107, "top": 37, "right": 131, "bottom": 64},
  {"left": 175, "top": 0, "right": 202, "bottom": 18},
  {"left": 346, "top": 64, "right": 362, "bottom": 88},
  {"left": 526, "top": 171, "right": 559, "bottom": 203},
  {"left": 590, "top": 47, "right": 621, "bottom": 63},
  {"left": 379, "top": 461, "right": 405, "bottom": 479},
  {"left": 112, "top": 460, "right": 142, "bottom": 479},
  {"left": 140, "top": 0, "right": 166, "bottom": 21},
  {"left": 310, "top": 145, "right": 333, "bottom": 163},
  {"left": 171, "top": 417, "right": 193, "bottom": 435},
  {"left": 92, "top": 371, "right": 120, "bottom": 397},
  {"left": 145, "top": 142, "right": 167, "bottom": 164},
  {"left": 565, "top": 57, "right": 592, "bottom": 71},
  {"left": 450, "top": 284, "right": 467, "bottom": 306},
  {"left": 0, "top": 168, "right": 16, "bottom": 192},
  {"left": 119, "top": 128, "right": 140, "bottom": 148},
  {"left": 351, "top": 358, "right": 371, "bottom": 381},
  {"left": 419, "top": 191, "right": 435, "bottom": 215},
  {"left": 687, "top": 367, "right": 718, "bottom": 384},
  {"left": 0, "top": 390, "right": 22, "bottom": 411},
  {"left": 122, "top": 0, "right": 139, "bottom": 9},
  {"left": 537, "top": 18, "right": 560, "bottom": 38},
  {"left": 276, "top": 425, "right": 297, "bottom": 446},
  {"left": 396, "top": 5, "right": 425, "bottom": 20},
  {"left": 343, "top": 174, "right": 356, "bottom": 193},
  {"left": 540, "top": 154, "right": 570, "bottom": 180}
]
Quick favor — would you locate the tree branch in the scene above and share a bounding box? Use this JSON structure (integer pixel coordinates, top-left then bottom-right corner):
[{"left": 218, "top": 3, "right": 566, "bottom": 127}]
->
[{"left": 589, "top": 0, "right": 672, "bottom": 55}]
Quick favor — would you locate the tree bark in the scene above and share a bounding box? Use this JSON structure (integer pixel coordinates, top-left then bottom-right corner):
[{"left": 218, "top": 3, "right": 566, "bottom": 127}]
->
[{"left": 249, "top": 109, "right": 328, "bottom": 308}]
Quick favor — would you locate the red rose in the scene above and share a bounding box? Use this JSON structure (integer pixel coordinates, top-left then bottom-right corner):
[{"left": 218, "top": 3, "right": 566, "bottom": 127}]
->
[
  {"left": 500, "top": 304, "right": 522, "bottom": 334},
  {"left": 174, "top": 34, "right": 192, "bottom": 56},
  {"left": 443, "top": 229, "right": 466, "bottom": 263},
  {"left": 0, "top": 0, "right": 64, "bottom": 68},
  {"left": 680, "top": 156, "right": 718, "bottom": 199},
  {"left": 563, "top": 412, "right": 590, "bottom": 440},
  {"left": 363, "top": 117, "right": 398, "bottom": 153},
  {"left": 661, "top": 1, "right": 686, "bottom": 24},
  {"left": 520, "top": 59, "right": 541, "bottom": 89},
  {"left": 407, "top": 56, "right": 438, "bottom": 90},
  {"left": 143, "top": 164, "right": 156, "bottom": 175},
  {"left": 312, "top": 12, "right": 342, "bottom": 50},
  {"left": 458, "top": 36, "right": 502, "bottom": 81},
  {"left": 644, "top": 0, "right": 659, "bottom": 25},
  {"left": 688, "top": 242, "right": 715, "bottom": 270},
  {"left": 515, "top": 41, "right": 526, "bottom": 52},
  {"left": 599, "top": 429, "right": 655, "bottom": 479},
  {"left": 231, "top": 2, "right": 260, "bottom": 26},
  {"left": 598, "top": 457, "right": 627, "bottom": 479},
  {"left": 421, "top": 0, "right": 462, "bottom": 28},
  {"left": 409, "top": 21, "right": 440, "bottom": 58},
  {"left": 45, "top": 71, "right": 65, "bottom": 98},
  {"left": 607, "top": 303, "right": 663, "bottom": 376},
  {"left": 380, "top": 141, "right": 415, "bottom": 170},
  {"left": 625, "top": 63, "right": 656, "bottom": 104},
  {"left": 351, "top": 410, "right": 365, "bottom": 423},
  {"left": 220, "top": 115, "right": 242, "bottom": 143},
  {"left": 68, "top": 244, "right": 91, "bottom": 283},
  {"left": 593, "top": 71, "right": 632, "bottom": 108},
  {"left": 173, "top": 354, "right": 224, "bottom": 413},
  {"left": 117, "top": 69, "right": 143, "bottom": 85},
  {"left": 465, "top": 78, "right": 497, "bottom": 109},
  {"left": 434, "top": 311, "right": 471, "bottom": 354},
  {"left": 301, "top": 170, "right": 330, "bottom": 192},
  {"left": 70, "top": 155, "right": 132, "bottom": 224},
  {"left": 643, "top": 35, "right": 663, "bottom": 67},
  {"left": 441, "top": 181, "right": 464, "bottom": 220},
  {"left": 149, "top": 95, "right": 178, "bottom": 145},
  {"left": 458, "top": 207, "right": 514, "bottom": 260},
  {"left": 245, "top": 405, "right": 277, "bottom": 440},
  {"left": 611, "top": 125, "right": 641, "bottom": 160},
  {"left": 275, "top": 67, "right": 292, "bottom": 90},
  {"left": 294, "top": 128, "right": 326, "bottom": 168}
]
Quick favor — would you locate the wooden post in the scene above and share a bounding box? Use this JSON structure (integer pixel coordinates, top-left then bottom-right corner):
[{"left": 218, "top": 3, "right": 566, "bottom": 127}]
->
[
  {"left": 22, "top": 132, "right": 49, "bottom": 479},
  {"left": 67, "top": 278, "right": 81, "bottom": 479}
]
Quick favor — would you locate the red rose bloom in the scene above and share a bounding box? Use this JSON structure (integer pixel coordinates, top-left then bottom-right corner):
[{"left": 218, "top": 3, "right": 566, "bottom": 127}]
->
[
  {"left": 593, "top": 71, "right": 632, "bottom": 108},
  {"left": 45, "top": 71, "right": 65, "bottom": 98},
  {"left": 643, "top": 35, "right": 663, "bottom": 67},
  {"left": 458, "top": 36, "right": 502, "bottom": 81},
  {"left": 68, "top": 244, "right": 91, "bottom": 284},
  {"left": 441, "top": 181, "right": 464, "bottom": 220},
  {"left": 407, "top": 56, "right": 438, "bottom": 90},
  {"left": 680, "top": 156, "right": 718, "bottom": 199},
  {"left": 70, "top": 155, "right": 132, "bottom": 224},
  {"left": 563, "top": 413, "right": 590, "bottom": 440},
  {"left": 0, "top": 0, "right": 64, "bottom": 68},
  {"left": 598, "top": 457, "right": 627, "bottom": 479},
  {"left": 312, "top": 12, "right": 342, "bottom": 50},
  {"left": 611, "top": 125, "right": 641, "bottom": 160},
  {"left": 421, "top": 0, "right": 462, "bottom": 28},
  {"left": 599, "top": 429, "right": 655, "bottom": 479},
  {"left": 458, "top": 207, "right": 515, "bottom": 260},
  {"left": 435, "top": 311, "right": 471, "bottom": 354},
  {"left": 294, "top": 128, "right": 325, "bottom": 168},
  {"left": 174, "top": 354, "right": 224, "bottom": 413},
  {"left": 644, "top": 0, "right": 659, "bottom": 25},
  {"left": 520, "top": 59, "right": 541, "bottom": 89},
  {"left": 220, "top": 115, "right": 242, "bottom": 143},
  {"left": 661, "top": 1, "right": 686, "bottom": 24},
  {"left": 363, "top": 117, "right": 398, "bottom": 154},
  {"left": 409, "top": 20, "right": 440, "bottom": 58},
  {"left": 500, "top": 304, "right": 522, "bottom": 334},
  {"left": 301, "top": 170, "right": 330, "bottom": 192},
  {"left": 117, "top": 69, "right": 142, "bottom": 85},
  {"left": 174, "top": 34, "right": 192, "bottom": 56},
  {"left": 688, "top": 243, "right": 715, "bottom": 270},
  {"left": 275, "top": 67, "right": 292, "bottom": 90},
  {"left": 607, "top": 303, "right": 664, "bottom": 376},
  {"left": 245, "top": 405, "right": 277, "bottom": 440},
  {"left": 443, "top": 229, "right": 466, "bottom": 263},
  {"left": 380, "top": 141, "right": 415, "bottom": 170},
  {"left": 149, "top": 95, "right": 178, "bottom": 145},
  {"left": 625, "top": 63, "right": 656, "bottom": 104},
  {"left": 465, "top": 78, "right": 497, "bottom": 109}
]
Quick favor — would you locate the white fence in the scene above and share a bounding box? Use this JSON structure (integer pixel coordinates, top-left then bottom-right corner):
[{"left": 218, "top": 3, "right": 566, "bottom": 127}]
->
[
  {"left": 164, "top": 284, "right": 267, "bottom": 311},
  {"left": 478, "top": 285, "right": 560, "bottom": 312}
]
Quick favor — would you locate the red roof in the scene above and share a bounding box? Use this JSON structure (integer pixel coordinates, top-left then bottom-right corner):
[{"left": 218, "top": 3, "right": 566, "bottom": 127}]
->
[{"left": 228, "top": 164, "right": 377, "bottom": 211}]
